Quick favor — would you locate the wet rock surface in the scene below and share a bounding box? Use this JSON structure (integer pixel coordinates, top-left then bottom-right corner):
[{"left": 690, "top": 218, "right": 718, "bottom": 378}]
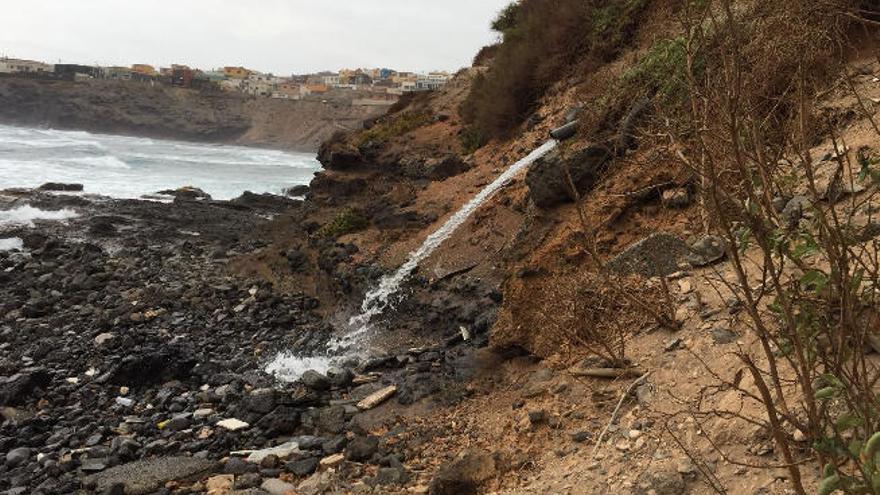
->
[{"left": 0, "top": 188, "right": 493, "bottom": 494}]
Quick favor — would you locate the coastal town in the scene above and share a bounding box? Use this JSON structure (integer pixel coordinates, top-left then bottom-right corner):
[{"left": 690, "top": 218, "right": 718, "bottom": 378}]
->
[{"left": 0, "top": 56, "right": 452, "bottom": 103}]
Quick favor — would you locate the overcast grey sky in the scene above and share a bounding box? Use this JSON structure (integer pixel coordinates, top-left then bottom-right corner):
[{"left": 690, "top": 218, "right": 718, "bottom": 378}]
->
[{"left": 1, "top": 1, "right": 511, "bottom": 74}]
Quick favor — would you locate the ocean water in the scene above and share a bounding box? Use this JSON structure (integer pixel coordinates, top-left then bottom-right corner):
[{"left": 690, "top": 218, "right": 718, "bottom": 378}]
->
[{"left": 0, "top": 124, "right": 321, "bottom": 200}]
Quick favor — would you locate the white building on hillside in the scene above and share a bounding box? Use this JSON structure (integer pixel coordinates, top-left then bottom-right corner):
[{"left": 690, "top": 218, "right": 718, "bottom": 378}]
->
[
  {"left": 415, "top": 72, "right": 450, "bottom": 91},
  {"left": 0, "top": 58, "right": 54, "bottom": 74}
]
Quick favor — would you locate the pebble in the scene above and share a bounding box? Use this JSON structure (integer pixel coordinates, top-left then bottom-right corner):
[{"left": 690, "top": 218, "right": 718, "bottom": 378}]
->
[
  {"left": 205, "top": 474, "right": 234, "bottom": 493},
  {"left": 6, "top": 447, "right": 31, "bottom": 467},
  {"left": 193, "top": 408, "right": 214, "bottom": 419},
  {"left": 260, "top": 478, "right": 297, "bottom": 495},
  {"left": 678, "top": 279, "right": 693, "bottom": 294},
  {"left": 528, "top": 409, "right": 546, "bottom": 425},
  {"left": 216, "top": 418, "right": 249, "bottom": 431},
  {"left": 286, "top": 457, "right": 320, "bottom": 476},
  {"left": 570, "top": 430, "right": 592, "bottom": 443},
  {"left": 320, "top": 453, "right": 345, "bottom": 467}
]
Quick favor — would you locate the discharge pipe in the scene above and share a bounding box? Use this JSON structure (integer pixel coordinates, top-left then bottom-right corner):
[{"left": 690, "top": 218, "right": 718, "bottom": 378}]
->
[{"left": 549, "top": 120, "right": 578, "bottom": 141}]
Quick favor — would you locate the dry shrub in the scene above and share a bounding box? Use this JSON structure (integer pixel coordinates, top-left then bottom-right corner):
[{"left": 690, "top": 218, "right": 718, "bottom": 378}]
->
[
  {"left": 493, "top": 267, "right": 662, "bottom": 365},
  {"left": 669, "top": 1, "right": 880, "bottom": 493},
  {"left": 460, "top": 0, "right": 650, "bottom": 141}
]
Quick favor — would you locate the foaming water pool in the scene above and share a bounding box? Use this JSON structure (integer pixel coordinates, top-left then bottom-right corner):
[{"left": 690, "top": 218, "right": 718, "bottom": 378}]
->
[
  {"left": 0, "top": 237, "right": 23, "bottom": 251},
  {"left": 264, "top": 354, "right": 335, "bottom": 381},
  {"left": 0, "top": 205, "right": 79, "bottom": 228}
]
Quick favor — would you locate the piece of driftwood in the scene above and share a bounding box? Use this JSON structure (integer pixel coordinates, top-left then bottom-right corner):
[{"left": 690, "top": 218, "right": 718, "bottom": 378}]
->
[
  {"left": 591, "top": 372, "right": 652, "bottom": 461},
  {"left": 357, "top": 385, "right": 397, "bottom": 410},
  {"left": 570, "top": 367, "right": 645, "bottom": 379}
]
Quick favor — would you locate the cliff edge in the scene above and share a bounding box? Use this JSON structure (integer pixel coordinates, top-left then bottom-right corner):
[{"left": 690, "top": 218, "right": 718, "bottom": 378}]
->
[{"left": 0, "top": 77, "right": 385, "bottom": 151}]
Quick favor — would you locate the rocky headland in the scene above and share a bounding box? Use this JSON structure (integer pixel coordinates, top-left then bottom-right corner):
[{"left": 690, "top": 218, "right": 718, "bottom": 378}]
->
[{"left": 0, "top": 78, "right": 386, "bottom": 151}]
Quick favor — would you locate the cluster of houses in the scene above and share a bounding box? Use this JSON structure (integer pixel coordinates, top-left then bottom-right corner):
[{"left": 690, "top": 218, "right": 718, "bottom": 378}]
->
[{"left": 0, "top": 57, "right": 451, "bottom": 101}]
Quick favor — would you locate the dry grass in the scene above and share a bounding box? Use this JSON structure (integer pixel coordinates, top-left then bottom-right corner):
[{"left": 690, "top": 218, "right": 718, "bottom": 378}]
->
[{"left": 494, "top": 267, "right": 664, "bottom": 365}]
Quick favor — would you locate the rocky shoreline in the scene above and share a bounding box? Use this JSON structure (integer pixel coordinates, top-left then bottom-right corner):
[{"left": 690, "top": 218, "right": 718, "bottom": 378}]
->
[{"left": 0, "top": 186, "right": 497, "bottom": 495}]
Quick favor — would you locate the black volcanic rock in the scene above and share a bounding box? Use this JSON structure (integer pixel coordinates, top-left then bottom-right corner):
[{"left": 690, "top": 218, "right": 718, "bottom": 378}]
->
[
  {"left": 105, "top": 349, "right": 196, "bottom": 386},
  {"left": 525, "top": 145, "right": 612, "bottom": 208},
  {"left": 0, "top": 368, "right": 51, "bottom": 406},
  {"left": 37, "top": 182, "right": 84, "bottom": 192}
]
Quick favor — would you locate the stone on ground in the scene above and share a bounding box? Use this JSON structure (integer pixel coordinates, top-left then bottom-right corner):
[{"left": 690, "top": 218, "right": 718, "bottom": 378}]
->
[
  {"left": 261, "top": 477, "right": 297, "bottom": 495},
  {"left": 428, "top": 449, "right": 497, "bottom": 495},
  {"left": 606, "top": 233, "right": 691, "bottom": 277},
  {"left": 83, "top": 456, "right": 215, "bottom": 495}
]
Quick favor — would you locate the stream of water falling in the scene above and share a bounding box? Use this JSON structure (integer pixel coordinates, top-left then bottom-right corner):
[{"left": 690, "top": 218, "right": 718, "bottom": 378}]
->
[{"left": 266, "top": 139, "right": 558, "bottom": 380}]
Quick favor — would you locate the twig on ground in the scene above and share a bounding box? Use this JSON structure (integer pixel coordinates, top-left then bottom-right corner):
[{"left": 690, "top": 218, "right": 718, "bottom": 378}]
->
[{"left": 590, "top": 371, "right": 651, "bottom": 461}]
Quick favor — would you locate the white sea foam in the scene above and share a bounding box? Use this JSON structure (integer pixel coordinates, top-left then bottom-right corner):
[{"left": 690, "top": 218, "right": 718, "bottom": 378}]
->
[
  {"left": 264, "top": 354, "right": 334, "bottom": 381},
  {"left": 0, "top": 124, "right": 321, "bottom": 199},
  {"left": 0, "top": 237, "right": 23, "bottom": 251},
  {"left": 62, "top": 155, "right": 131, "bottom": 169},
  {"left": 0, "top": 205, "right": 79, "bottom": 228}
]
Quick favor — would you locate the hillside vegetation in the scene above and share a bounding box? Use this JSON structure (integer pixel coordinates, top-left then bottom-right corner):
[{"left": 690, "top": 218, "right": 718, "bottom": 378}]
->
[{"left": 460, "top": 0, "right": 649, "bottom": 143}]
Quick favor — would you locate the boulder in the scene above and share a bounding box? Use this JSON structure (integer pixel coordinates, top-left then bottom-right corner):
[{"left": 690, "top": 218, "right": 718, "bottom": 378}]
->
[
  {"left": 247, "top": 388, "right": 277, "bottom": 414},
  {"left": 286, "top": 457, "right": 320, "bottom": 476},
  {"left": 549, "top": 120, "right": 579, "bottom": 141},
  {"left": 283, "top": 185, "right": 310, "bottom": 197},
  {"left": 309, "top": 172, "right": 368, "bottom": 197},
  {"left": 429, "top": 450, "right": 497, "bottom": 495},
  {"left": 426, "top": 155, "right": 471, "bottom": 180},
  {"left": 38, "top": 182, "right": 84, "bottom": 192},
  {"left": 633, "top": 467, "right": 686, "bottom": 495},
  {"left": 0, "top": 367, "right": 51, "bottom": 406},
  {"left": 661, "top": 188, "right": 691, "bottom": 209},
  {"left": 158, "top": 186, "right": 212, "bottom": 201},
  {"left": 345, "top": 436, "right": 379, "bottom": 462},
  {"left": 526, "top": 145, "right": 612, "bottom": 208},
  {"left": 317, "top": 136, "right": 367, "bottom": 170},
  {"left": 616, "top": 98, "right": 652, "bottom": 153},
  {"left": 5, "top": 447, "right": 31, "bottom": 468},
  {"left": 374, "top": 466, "right": 410, "bottom": 486},
  {"left": 606, "top": 233, "right": 692, "bottom": 278},
  {"left": 300, "top": 370, "right": 330, "bottom": 391},
  {"left": 687, "top": 235, "right": 727, "bottom": 267},
  {"left": 325, "top": 366, "right": 354, "bottom": 387},
  {"left": 83, "top": 456, "right": 215, "bottom": 495},
  {"left": 781, "top": 195, "right": 812, "bottom": 229},
  {"left": 315, "top": 405, "right": 347, "bottom": 434},
  {"left": 231, "top": 191, "right": 299, "bottom": 210},
  {"left": 106, "top": 349, "right": 195, "bottom": 386}
]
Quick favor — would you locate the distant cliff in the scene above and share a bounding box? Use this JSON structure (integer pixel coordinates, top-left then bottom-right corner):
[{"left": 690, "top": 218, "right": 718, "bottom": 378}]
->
[{"left": 0, "top": 78, "right": 386, "bottom": 151}]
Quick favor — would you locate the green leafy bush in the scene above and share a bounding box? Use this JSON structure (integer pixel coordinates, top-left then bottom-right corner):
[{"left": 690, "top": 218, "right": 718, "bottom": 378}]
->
[
  {"left": 622, "top": 36, "right": 695, "bottom": 104},
  {"left": 317, "top": 208, "right": 368, "bottom": 238},
  {"left": 356, "top": 111, "right": 430, "bottom": 147},
  {"left": 459, "top": 126, "right": 487, "bottom": 154}
]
